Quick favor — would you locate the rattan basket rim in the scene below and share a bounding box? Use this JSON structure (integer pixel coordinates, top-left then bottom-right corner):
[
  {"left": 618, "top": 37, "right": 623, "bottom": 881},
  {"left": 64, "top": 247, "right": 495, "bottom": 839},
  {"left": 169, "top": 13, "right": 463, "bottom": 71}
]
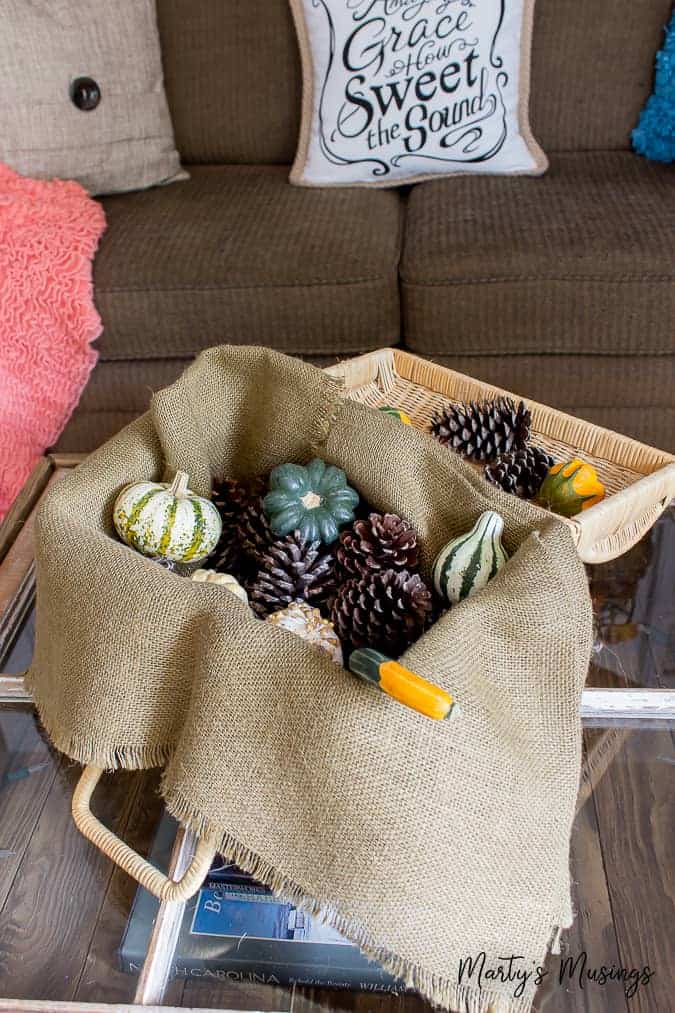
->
[{"left": 326, "top": 348, "right": 675, "bottom": 564}]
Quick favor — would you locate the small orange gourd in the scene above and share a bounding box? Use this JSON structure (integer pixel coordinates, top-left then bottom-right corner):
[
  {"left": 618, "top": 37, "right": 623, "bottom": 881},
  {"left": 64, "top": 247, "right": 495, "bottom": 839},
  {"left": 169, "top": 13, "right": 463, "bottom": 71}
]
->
[{"left": 538, "top": 458, "right": 605, "bottom": 517}]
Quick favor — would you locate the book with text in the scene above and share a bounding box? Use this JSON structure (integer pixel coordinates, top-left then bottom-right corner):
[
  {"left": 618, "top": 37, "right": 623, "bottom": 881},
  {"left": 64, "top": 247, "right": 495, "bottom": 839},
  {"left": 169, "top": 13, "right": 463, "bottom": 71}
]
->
[{"left": 120, "top": 813, "right": 406, "bottom": 993}]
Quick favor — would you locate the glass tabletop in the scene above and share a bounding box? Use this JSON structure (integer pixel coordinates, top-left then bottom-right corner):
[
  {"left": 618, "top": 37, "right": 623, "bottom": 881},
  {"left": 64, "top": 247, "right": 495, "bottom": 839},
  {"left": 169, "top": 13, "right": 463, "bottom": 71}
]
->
[{"left": 588, "top": 505, "right": 674, "bottom": 694}]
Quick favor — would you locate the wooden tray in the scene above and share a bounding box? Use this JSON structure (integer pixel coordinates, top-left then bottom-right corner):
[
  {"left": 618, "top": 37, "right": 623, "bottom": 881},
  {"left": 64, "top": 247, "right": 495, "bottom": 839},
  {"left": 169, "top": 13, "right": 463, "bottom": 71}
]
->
[{"left": 326, "top": 349, "right": 675, "bottom": 564}]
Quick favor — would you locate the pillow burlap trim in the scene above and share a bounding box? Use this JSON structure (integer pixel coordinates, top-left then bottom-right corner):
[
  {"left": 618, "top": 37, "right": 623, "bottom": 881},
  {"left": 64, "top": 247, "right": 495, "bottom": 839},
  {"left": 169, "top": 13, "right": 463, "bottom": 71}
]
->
[{"left": 27, "top": 345, "right": 593, "bottom": 1013}]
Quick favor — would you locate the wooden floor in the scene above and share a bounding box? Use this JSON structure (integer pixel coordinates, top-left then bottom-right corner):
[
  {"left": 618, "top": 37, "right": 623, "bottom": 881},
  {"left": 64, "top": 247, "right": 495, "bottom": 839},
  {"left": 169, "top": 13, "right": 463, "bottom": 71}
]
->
[{"left": 0, "top": 707, "right": 671, "bottom": 1012}]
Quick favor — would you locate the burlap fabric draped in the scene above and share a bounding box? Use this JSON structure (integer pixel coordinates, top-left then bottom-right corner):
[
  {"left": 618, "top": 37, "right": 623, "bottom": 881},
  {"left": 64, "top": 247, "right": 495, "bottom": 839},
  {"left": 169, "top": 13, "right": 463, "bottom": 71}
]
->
[{"left": 28, "top": 346, "right": 592, "bottom": 1012}]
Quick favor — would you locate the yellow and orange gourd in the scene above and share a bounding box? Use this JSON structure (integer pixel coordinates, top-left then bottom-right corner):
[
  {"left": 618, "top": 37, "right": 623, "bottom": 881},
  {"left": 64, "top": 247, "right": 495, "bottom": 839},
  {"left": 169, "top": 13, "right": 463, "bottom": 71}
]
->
[
  {"left": 379, "top": 405, "right": 412, "bottom": 425},
  {"left": 349, "top": 648, "right": 457, "bottom": 721},
  {"left": 538, "top": 458, "right": 605, "bottom": 517}
]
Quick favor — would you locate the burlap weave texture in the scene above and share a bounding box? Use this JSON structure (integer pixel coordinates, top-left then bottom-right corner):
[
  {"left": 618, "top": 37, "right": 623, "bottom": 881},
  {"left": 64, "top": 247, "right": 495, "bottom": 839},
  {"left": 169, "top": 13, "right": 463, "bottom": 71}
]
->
[{"left": 27, "top": 345, "right": 593, "bottom": 1012}]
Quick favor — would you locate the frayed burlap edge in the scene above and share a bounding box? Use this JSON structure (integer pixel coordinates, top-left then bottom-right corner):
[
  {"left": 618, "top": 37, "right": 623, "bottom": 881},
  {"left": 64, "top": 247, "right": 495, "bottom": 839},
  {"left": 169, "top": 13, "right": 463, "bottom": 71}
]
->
[
  {"left": 25, "top": 670, "right": 176, "bottom": 770},
  {"left": 164, "top": 784, "right": 564, "bottom": 1013}
]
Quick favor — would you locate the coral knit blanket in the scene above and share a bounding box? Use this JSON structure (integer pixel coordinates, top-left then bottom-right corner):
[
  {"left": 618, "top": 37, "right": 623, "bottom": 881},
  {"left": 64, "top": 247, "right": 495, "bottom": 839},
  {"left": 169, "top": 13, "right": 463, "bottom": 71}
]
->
[{"left": 0, "top": 163, "right": 105, "bottom": 520}]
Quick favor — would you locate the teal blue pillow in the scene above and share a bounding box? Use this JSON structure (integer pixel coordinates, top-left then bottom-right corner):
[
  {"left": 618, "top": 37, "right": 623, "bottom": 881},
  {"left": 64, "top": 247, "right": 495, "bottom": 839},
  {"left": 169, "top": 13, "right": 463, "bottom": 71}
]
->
[{"left": 632, "top": 12, "right": 675, "bottom": 163}]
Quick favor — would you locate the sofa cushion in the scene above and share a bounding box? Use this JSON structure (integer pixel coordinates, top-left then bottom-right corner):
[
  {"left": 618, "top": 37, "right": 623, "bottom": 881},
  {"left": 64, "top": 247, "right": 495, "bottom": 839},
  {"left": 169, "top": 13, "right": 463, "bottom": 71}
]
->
[
  {"left": 57, "top": 352, "right": 674, "bottom": 454},
  {"left": 0, "top": 0, "right": 185, "bottom": 195},
  {"left": 530, "top": 0, "right": 674, "bottom": 151},
  {"left": 402, "top": 152, "right": 675, "bottom": 357},
  {"left": 155, "top": 0, "right": 673, "bottom": 164},
  {"left": 288, "top": 0, "right": 546, "bottom": 187},
  {"left": 58, "top": 353, "right": 674, "bottom": 456},
  {"left": 157, "top": 0, "right": 301, "bottom": 164},
  {"left": 94, "top": 165, "right": 403, "bottom": 360}
]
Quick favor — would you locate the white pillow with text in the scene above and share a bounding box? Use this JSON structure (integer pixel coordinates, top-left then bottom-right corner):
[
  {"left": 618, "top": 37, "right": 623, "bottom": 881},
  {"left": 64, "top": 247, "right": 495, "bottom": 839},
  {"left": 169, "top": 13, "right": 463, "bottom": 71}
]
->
[{"left": 290, "top": 0, "right": 547, "bottom": 187}]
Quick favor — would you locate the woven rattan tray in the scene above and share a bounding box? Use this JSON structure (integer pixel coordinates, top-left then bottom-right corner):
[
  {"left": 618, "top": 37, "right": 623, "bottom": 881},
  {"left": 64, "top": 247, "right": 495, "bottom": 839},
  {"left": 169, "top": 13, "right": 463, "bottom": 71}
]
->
[{"left": 326, "top": 349, "right": 675, "bottom": 564}]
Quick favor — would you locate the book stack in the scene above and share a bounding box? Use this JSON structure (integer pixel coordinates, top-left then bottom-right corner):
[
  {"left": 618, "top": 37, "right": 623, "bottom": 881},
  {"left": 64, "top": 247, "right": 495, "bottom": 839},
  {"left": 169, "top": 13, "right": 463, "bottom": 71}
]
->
[{"left": 120, "top": 813, "right": 406, "bottom": 993}]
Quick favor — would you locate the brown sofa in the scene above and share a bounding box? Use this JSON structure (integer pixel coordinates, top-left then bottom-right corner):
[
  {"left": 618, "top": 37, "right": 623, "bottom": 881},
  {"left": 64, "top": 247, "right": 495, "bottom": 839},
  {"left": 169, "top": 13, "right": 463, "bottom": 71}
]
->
[{"left": 59, "top": 0, "right": 675, "bottom": 454}]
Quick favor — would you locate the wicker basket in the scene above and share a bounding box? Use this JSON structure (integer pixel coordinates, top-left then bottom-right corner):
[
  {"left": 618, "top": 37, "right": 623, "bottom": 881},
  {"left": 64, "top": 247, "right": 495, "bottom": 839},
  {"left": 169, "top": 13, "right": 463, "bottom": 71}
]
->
[
  {"left": 68, "top": 347, "right": 674, "bottom": 901},
  {"left": 326, "top": 349, "right": 675, "bottom": 564}
]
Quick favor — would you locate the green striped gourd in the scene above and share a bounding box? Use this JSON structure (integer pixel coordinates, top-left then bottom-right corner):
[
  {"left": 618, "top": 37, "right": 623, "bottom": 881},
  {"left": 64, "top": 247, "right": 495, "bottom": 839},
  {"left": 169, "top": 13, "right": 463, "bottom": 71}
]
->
[
  {"left": 432, "top": 510, "right": 508, "bottom": 604},
  {"left": 113, "top": 471, "right": 221, "bottom": 563}
]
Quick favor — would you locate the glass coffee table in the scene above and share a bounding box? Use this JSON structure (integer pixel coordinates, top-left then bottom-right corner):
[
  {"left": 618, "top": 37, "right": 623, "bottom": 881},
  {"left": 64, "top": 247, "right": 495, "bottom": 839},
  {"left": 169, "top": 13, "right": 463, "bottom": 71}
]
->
[{"left": 0, "top": 457, "right": 673, "bottom": 1011}]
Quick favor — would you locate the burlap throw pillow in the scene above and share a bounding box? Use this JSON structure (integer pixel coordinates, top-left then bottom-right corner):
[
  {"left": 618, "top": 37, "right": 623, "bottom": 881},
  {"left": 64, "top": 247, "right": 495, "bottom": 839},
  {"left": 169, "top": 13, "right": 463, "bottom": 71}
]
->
[
  {"left": 27, "top": 346, "right": 592, "bottom": 1012},
  {"left": 0, "top": 0, "right": 186, "bottom": 195},
  {"left": 289, "top": 0, "right": 547, "bottom": 187}
]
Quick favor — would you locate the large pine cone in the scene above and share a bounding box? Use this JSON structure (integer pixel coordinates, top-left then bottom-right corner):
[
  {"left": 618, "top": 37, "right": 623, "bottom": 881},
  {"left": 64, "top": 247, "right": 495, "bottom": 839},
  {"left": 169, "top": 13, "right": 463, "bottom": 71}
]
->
[
  {"left": 237, "top": 494, "right": 274, "bottom": 571},
  {"left": 337, "top": 512, "right": 418, "bottom": 579},
  {"left": 247, "top": 531, "right": 337, "bottom": 618},
  {"left": 485, "top": 445, "right": 555, "bottom": 499},
  {"left": 331, "top": 568, "right": 432, "bottom": 657},
  {"left": 430, "top": 397, "right": 531, "bottom": 463},
  {"left": 211, "top": 478, "right": 258, "bottom": 573}
]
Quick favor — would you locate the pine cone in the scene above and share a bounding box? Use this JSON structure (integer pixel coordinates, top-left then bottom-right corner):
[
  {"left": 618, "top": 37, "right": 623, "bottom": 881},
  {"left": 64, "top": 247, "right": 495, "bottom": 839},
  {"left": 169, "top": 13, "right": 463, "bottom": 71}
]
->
[
  {"left": 337, "top": 512, "right": 418, "bottom": 579},
  {"left": 211, "top": 478, "right": 253, "bottom": 573},
  {"left": 331, "top": 568, "right": 432, "bottom": 657},
  {"left": 430, "top": 397, "right": 531, "bottom": 462},
  {"left": 237, "top": 494, "right": 274, "bottom": 570},
  {"left": 247, "top": 531, "right": 338, "bottom": 618},
  {"left": 485, "top": 445, "right": 555, "bottom": 499}
]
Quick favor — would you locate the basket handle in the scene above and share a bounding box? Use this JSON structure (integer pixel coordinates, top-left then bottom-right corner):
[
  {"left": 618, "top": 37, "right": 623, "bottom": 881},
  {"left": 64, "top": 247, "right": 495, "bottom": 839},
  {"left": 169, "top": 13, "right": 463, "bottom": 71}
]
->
[
  {"left": 570, "top": 462, "right": 675, "bottom": 564},
  {"left": 72, "top": 764, "right": 216, "bottom": 901}
]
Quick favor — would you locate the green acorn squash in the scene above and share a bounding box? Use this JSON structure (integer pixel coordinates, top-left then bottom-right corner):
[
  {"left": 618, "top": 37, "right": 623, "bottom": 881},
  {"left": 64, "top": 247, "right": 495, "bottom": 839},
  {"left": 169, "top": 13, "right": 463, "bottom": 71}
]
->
[{"left": 263, "top": 458, "right": 359, "bottom": 544}]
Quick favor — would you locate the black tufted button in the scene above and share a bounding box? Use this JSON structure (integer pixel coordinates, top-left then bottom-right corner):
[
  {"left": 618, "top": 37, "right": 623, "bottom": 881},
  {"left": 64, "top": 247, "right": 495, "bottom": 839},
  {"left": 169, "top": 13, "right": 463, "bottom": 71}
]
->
[{"left": 70, "top": 77, "right": 101, "bottom": 111}]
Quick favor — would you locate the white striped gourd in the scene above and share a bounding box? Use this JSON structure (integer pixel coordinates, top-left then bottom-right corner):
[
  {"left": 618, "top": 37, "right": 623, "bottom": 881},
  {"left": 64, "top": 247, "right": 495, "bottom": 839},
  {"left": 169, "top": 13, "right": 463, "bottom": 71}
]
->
[
  {"left": 432, "top": 510, "right": 508, "bottom": 604},
  {"left": 113, "top": 471, "right": 221, "bottom": 563}
]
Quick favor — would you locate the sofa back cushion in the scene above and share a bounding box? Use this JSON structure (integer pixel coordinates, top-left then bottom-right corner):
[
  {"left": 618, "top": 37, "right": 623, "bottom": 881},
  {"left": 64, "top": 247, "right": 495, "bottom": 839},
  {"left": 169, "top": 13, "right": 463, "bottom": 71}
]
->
[
  {"left": 157, "top": 0, "right": 671, "bottom": 163},
  {"left": 157, "top": 0, "right": 301, "bottom": 164},
  {"left": 530, "top": 0, "right": 672, "bottom": 152}
]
